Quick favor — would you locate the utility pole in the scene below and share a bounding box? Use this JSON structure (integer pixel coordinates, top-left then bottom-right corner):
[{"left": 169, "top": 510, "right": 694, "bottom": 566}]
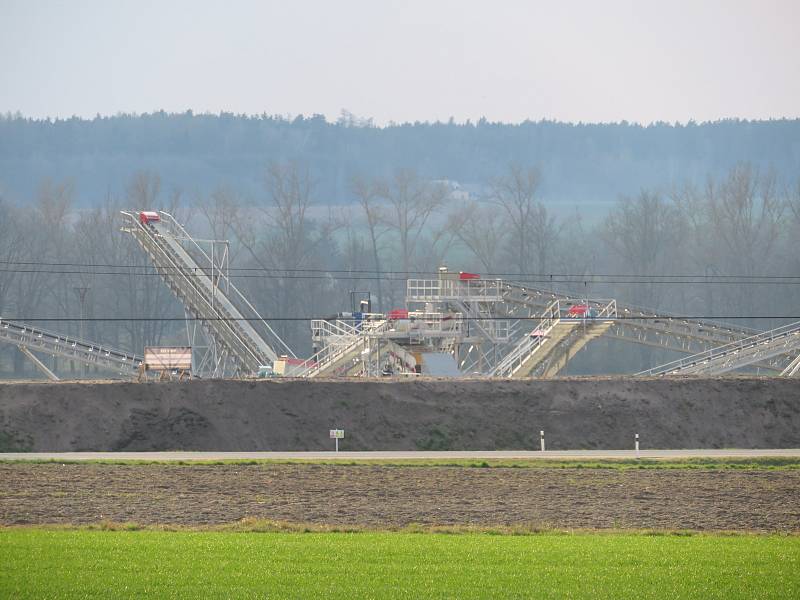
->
[{"left": 74, "top": 286, "right": 90, "bottom": 378}]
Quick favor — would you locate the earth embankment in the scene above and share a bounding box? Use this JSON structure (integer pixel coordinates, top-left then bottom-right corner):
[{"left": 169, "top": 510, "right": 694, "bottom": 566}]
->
[{"left": 0, "top": 378, "right": 797, "bottom": 452}]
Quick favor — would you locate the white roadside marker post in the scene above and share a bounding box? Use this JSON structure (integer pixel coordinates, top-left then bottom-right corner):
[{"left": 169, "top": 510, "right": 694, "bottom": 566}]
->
[
  {"left": 635, "top": 433, "right": 640, "bottom": 459},
  {"left": 540, "top": 430, "right": 545, "bottom": 452}
]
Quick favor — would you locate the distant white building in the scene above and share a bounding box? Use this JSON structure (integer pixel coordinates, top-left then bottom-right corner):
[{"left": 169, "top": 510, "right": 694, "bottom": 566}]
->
[{"left": 431, "top": 179, "right": 471, "bottom": 202}]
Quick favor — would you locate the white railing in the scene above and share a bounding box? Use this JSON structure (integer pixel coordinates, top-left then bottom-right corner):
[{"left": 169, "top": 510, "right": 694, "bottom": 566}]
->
[
  {"left": 638, "top": 320, "right": 800, "bottom": 376},
  {"left": 597, "top": 299, "right": 617, "bottom": 319},
  {"left": 0, "top": 317, "right": 142, "bottom": 375},
  {"left": 781, "top": 353, "right": 800, "bottom": 377},
  {"left": 158, "top": 212, "right": 295, "bottom": 358},
  {"left": 392, "top": 312, "right": 464, "bottom": 337},
  {"left": 299, "top": 318, "right": 395, "bottom": 377},
  {"left": 560, "top": 298, "right": 617, "bottom": 321},
  {"left": 406, "top": 278, "right": 504, "bottom": 302},
  {"left": 500, "top": 277, "right": 763, "bottom": 349},
  {"left": 296, "top": 336, "right": 363, "bottom": 378},
  {"left": 490, "top": 300, "right": 561, "bottom": 377},
  {"left": 311, "top": 319, "right": 361, "bottom": 346}
]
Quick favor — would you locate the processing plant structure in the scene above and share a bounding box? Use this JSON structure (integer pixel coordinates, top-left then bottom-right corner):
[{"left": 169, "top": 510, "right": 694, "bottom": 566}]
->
[{"left": 2, "top": 211, "right": 799, "bottom": 381}]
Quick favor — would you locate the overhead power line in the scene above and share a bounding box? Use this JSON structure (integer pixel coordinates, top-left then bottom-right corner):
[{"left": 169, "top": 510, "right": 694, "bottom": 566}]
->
[
  {"left": 3, "top": 316, "right": 798, "bottom": 322},
  {"left": 0, "top": 267, "right": 798, "bottom": 285},
  {"left": 0, "top": 259, "right": 796, "bottom": 281}
]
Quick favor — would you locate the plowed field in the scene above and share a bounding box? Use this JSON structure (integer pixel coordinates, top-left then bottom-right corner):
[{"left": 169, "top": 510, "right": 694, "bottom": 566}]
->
[{"left": 2, "top": 463, "right": 798, "bottom": 532}]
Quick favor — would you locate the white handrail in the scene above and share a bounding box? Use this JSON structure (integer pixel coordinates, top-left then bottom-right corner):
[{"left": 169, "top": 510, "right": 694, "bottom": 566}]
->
[
  {"left": 158, "top": 212, "right": 295, "bottom": 358},
  {"left": 491, "top": 300, "right": 561, "bottom": 377},
  {"left": 122, "top": 210, "right": 270, "bottom": 370},
  {"left": 638, "top": 320, "right": 800, "bottom": 376}
]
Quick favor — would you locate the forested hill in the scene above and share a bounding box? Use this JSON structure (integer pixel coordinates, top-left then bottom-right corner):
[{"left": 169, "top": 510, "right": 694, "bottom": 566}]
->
[{"left": 1, "top": 113, "right": 798, "bottom": 209}]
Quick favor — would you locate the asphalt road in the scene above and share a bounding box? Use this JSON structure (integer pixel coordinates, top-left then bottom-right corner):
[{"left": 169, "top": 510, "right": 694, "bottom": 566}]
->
[{"left": 1, "top": 449, "right": 799, "bottom": 461}]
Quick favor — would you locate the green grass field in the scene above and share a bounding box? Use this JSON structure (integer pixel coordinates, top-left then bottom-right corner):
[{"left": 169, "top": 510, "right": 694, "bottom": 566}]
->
[{"left": 1, "top": 530, "right": 798, "bottom": 599}]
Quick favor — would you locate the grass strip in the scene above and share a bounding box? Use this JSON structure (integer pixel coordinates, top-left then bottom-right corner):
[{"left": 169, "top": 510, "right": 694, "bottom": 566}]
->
[
  {"left": 2, "top": 456, "right": 799, "bottom": 469},
  {"left": 3, "top": 518, "right": 797, "bottom": 536},
  {"left": 1, "top": 529, "right": 798, "bottom": 599}
]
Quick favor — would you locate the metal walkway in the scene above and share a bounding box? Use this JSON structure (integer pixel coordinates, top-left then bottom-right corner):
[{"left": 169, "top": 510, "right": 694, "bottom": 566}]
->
[
  {"left": 489, "top": 299, "right": 617, "bottom": 378},
  {"left": 498, "top": 281, "right": 762, "bottom": 354},
  {"left": 0, "top": 317, "right": 142, "bottom": 379},
  {"left": 407, "top": 276, "right": 616, "bottom": 376},
  {"left": 122, "top": 211, "right": 293, "bottom": 376},
  {"left": 407, "top": 272, "right": 795, "bottom": 376},
  {"left": 637, "top": 321, "right": 800, "bottom": 376},
  {"left": 493, "top": 280, "right": 792, "bottom": 373}
]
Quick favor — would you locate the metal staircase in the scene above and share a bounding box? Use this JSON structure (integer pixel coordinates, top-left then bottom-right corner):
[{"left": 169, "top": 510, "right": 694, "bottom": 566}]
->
[
  {"left": 302, "top": 319, "right": 365, "bottom": 377},
  {"left": 301, "top": 317, "right": 417, "bottom": 377},
  {"left": 490, "top": 300, "right": 562, "bottom": 377},
  {"left": 637, "top": 321, "right": 800, "bottom": 376},
  {"left": 0, "top": 317, "right": 142, "bottom": 379},
  {"left": 121, "top": 211, "right": 293, "bottom": 376},
  {"left": 489, "top": 299, "right": 617, "bottom": 378}
]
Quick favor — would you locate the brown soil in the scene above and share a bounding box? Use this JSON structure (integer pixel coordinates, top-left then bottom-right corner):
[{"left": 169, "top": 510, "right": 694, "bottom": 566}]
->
[
  {"left": 1, "top": 463, "right": 798, "bottom": 532},
  {"left": 0, "top": 378, "right": 798, "bottom": 452}
]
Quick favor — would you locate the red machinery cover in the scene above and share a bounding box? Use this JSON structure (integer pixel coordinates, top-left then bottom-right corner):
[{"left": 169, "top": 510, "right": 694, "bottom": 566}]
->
[
  {"left": 139, "top": 211, "right": 161, "bottom": 224},
  {"left": 567, "top": 304, "right": 590, "bottom": 316}
]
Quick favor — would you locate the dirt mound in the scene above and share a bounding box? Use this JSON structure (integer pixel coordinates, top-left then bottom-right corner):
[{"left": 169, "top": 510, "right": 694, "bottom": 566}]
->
[{"left": 0, "top": 378, "right": 798, "bottom": 451}]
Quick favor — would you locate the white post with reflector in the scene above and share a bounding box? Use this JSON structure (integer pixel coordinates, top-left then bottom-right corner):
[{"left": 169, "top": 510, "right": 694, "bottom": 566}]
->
[
  {"left": 635, "top": 433, "right": 640, "bottom": 459},
  {"left": 540, "top": 430, "right": 545, "bottom": 452}
]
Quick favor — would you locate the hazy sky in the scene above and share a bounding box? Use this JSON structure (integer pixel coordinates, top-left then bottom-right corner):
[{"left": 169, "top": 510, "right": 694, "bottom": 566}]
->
[{"left": 1, "top": 0, "right": 798, "bottom": 124}]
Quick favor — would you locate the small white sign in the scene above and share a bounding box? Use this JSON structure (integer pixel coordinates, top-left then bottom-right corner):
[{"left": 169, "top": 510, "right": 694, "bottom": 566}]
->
[
  {"left": 144, "top": 346, "right": 192, "bottom": 371},
  {"left": 329, "top": 429, "right": 345, "bottom": 439}
]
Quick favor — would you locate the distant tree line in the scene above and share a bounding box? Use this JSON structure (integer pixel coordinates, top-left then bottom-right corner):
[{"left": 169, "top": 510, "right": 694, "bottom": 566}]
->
[{"left": 0, "top": 112, "right": 798, "bottom": 209}]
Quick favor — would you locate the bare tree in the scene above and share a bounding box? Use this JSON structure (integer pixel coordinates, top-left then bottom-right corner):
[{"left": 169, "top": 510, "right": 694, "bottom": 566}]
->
[
  {"left": 9, "top": 180, "right": 73, "bottom": 374},
  {"left": 552, "top": 210, "right": 598, "bottom": 297},
  {"left": 673, "top": 164, "right": 786, "bottom": 324},
  {"left": 414, "top": 220, "right": 459, "bottom": 274},
  {"left": 374, "top": 169, "right": 448, "bottom": 307},
  {"left": 785, "top": 178, "right": 800, "bottom": 313},
  {"left": 351, "top": 175, "right": 387, "bottom": 309},
  {"left": 788, "top": 178, "right": 800, "bottom": 223},
  {"left": 235, "top": 161, "right": 338, "bottom": 352},
  {"left": 706, "top": 164, "right": 783, "bottom": 274},
  {"left": 378, "top": 169, "right": 448, "bottom": 272},
  {"left": 704, "top": 164, "right": 784, "bottom": 323},
  {"left": 128, "top": 171, "right": 161, "bottom": 208},
  {"left": 15, "top": 180, "right": 74, "bottom": 322},
  {"left": 489, "top": 164, "right": 558, "bottom": 275},
  {"left": 447, "top": 201, "right": 507, "bottom": 273},
  {"left": 197, "top": 186, "right": 246, "bottom": 264},
  {"left": 0, "top": 198, "right": 24, "bottom": 314},
  {"left": 603, "top": 189, "right": 685, "bottom": 308}
]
